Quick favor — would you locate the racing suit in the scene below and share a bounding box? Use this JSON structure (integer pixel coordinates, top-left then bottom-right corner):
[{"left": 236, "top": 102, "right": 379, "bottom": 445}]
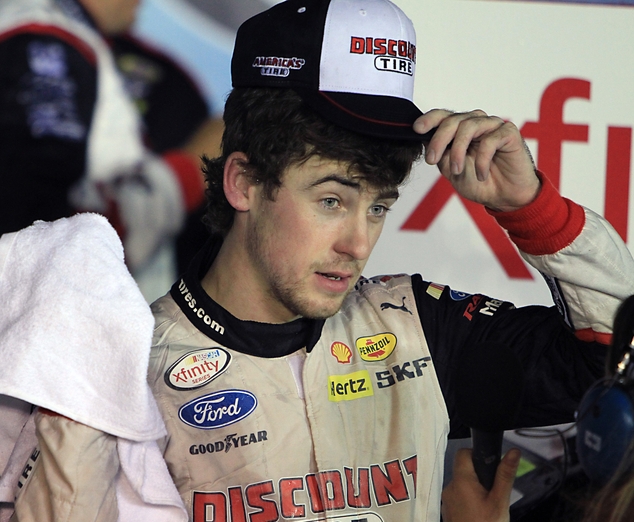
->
[
  {"left": 0, "top": 0, "right": 204, "bottom": 298},
  {"left": 144, "top": 176, "right": 634, "bottom": 521},
  {"left": 10, "top": 176, "right": 634, "bottom": 522}
]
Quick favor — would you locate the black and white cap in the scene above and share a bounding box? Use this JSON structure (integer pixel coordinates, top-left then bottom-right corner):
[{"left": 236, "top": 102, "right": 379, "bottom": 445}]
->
[{"left": 231, "top": 0, "right": 431, "bottom": 141}]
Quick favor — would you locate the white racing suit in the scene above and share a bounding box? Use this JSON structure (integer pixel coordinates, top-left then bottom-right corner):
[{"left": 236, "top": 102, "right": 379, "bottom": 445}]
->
[
  {"left": 10, "top": 176, "right": 634, "bottom": 521},
  {"left": 146, "top": 178, "right": 634, "bottom": 521}
]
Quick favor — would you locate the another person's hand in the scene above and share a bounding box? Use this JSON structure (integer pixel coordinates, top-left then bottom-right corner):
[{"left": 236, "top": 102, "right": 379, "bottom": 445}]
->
[
  {"left": 441, "top": 447, "right": 521, "bottom": 522},
  {"left": 414, "top": 110, "right": 539, "bottom": 212}
]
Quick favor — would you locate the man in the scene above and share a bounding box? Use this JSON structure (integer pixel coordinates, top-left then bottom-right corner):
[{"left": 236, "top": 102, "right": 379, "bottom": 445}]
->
[
  {"left": 9, "top": 0, "right": 634, "bottom": 521},
  {"left": 0, "top": 0, "right": 210, "bottom": 300},
  {"left": 146, "top": 0, "right": 634, "bottom": 520}
]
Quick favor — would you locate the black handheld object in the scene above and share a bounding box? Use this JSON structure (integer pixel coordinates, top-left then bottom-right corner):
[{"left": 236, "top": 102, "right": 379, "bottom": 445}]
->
[{"left": 454, "top": 342, "right": 525, "bottom": 490}]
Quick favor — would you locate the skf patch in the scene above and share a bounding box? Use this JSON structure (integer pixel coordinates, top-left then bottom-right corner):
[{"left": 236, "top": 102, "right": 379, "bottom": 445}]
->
[
  {"left": 165, "top": 348, "right": 231, "bottom": 390},
  {"left": 426, "top": 282, "right": 444, "bottom": 300},
  {"left": 328, "top": 371, "right": 373, "bottom": 402},
  {"left": 331, "top": 341, "right": 352, "bottom": 364},
  {"left": 252, "top": 56, "right": 305, "bottom": 78},
  {"left": 376, "top": 357, "right": 431, "bottom": 389},
  {"left": 356, "top": 333, "right": 397, "bottom": 362}
]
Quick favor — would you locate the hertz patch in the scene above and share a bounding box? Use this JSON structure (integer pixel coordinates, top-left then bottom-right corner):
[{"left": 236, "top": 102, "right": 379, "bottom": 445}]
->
[{"left": 328, "top": 371, "right": 374, "bottom": 402}]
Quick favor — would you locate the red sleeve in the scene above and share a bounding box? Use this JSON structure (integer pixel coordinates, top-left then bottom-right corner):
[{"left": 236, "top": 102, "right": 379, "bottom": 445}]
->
[
  {"left": 162, "top": 151, "right": 205, "bottom": 211},
  {"left": 487, "top": 172, "right": 586, "bottom": 256}
]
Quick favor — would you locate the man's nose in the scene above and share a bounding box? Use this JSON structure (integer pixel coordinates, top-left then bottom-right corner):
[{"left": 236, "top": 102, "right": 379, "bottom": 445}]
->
[{"left": 335, "top": 214, "right": 372, "bottom": 261}]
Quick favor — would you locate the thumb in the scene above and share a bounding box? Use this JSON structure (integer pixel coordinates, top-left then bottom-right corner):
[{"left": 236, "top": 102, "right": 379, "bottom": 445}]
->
[{"left": 491, "top": 448, "right": 521, "bottom": 500}]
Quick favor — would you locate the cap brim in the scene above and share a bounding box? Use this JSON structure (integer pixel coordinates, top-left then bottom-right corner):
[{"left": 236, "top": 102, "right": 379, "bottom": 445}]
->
[{"left": 294, "top": 89, "right": 435, "bottom": 142}]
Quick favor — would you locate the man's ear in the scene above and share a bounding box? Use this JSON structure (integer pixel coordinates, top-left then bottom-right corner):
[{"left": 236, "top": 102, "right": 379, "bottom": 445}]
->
[{"left": 223, "top": 152, "right": 255, "bottom": 212}]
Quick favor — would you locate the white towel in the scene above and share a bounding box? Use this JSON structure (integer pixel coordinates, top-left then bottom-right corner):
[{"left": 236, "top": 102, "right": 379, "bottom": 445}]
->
[
  {"left": 0, "top": 214, "right": 162, "bottom": 439},
  {"left": 0, "top": 214, "right": 186, "bottom": 521}
]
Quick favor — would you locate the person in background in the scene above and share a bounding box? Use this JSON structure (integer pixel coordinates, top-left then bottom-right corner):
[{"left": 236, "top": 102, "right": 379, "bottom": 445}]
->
[
  {"left": 110, "top": 33, "right": 224, "bottom": 275},
  {"left": 580, "top": 444, "right": 634, "bottom": 522},
  {"left": 0, "top": 0, "right": 217, "bottom": 300},
  {"left": 578, "top": 294, "right": 634, "bottom": 522},
  {"left": 441, "top": 448, "right": 521, "bottom": 522}
]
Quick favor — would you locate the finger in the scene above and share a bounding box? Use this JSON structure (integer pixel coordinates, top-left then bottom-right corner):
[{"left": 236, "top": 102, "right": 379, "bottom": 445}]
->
[
  {"left": 451, "top": 448, "right": 481, "bottom": 482},
  {"left": 424, "top": 109, "right": 488, "bottom": 166},
  {"left": 491, "top": 448, "right": 521, "bottom": 500},
  {"left": 413, "top": 108, "right": 455, "bottom": 135},
  {"left": 472, "top": 122, "right": 523, "bottom": 181},
  {"left": 449, "top": 116, "right": 506, "bottom": 179}
]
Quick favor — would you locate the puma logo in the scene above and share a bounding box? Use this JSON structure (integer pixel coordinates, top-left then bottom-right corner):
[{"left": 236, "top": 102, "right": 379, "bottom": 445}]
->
[{"left": 380, "top": 296, "right": 412, "bottom": 315}]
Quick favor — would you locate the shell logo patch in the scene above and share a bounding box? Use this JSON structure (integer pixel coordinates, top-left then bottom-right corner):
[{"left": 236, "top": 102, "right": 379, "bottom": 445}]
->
[
  {"left": 356, "top": 333, "right": 397, "bottom": 362},
  {"left": 331, "top": 341, "right": 352, "bottom": 364}
]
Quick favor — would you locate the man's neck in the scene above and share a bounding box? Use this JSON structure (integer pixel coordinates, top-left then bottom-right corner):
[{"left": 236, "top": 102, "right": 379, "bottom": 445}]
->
[{"left": 200, "top": 232, "right": 298, "bottom": 325}]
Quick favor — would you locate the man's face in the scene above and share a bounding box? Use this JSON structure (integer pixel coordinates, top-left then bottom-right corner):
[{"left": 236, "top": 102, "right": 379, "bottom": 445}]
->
[{"left": 245, "top": 156, "right": 399, "bottom": 322}]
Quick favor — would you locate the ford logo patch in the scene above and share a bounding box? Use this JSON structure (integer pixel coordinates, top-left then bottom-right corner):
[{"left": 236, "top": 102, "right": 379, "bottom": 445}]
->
[{"left": 178, "top": 389, "right": 257, "bottom": 430}]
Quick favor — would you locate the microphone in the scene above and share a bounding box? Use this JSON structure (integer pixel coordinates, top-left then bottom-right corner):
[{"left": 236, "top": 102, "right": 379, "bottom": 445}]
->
[{"left": 454, "top": 342, "right": 525, "bottom": 490}]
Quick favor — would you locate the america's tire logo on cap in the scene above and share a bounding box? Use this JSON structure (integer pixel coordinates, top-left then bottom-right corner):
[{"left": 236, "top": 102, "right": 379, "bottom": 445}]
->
[{"left": 252, "top": 56, "right": 306, "bottom": 78}]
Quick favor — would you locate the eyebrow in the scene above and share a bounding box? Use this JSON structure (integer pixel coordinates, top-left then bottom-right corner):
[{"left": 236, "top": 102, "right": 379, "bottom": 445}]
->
[{"left": 308, "top": 174, "right": 400, "bottom": 201}]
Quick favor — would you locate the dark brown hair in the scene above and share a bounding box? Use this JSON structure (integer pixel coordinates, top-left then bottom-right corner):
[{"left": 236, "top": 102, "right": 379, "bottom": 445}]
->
[{"left": 201, "top": 88, "right": 424, "bottom": 236}]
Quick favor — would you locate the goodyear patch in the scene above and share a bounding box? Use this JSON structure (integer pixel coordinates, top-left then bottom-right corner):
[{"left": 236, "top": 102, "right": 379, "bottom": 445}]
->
[
  {"left": 328, "top": 371, "right": 373, "bottom": 402},
  {"left": 356, "top": 333, "right": 397, "bottom": 362}
]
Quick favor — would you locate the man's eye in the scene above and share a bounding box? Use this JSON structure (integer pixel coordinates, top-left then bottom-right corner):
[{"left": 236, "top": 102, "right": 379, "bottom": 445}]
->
[
  {"left": 370, "top": 205, "right": 389, "bottom": 217},
  {"left": 322, "top": 197, "right": 339, "bottom": 209}
]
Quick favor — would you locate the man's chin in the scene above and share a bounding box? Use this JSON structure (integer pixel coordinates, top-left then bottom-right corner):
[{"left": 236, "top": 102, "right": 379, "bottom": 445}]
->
[{"left": 297, "top": 295, "right": 348, "bottom": 320}]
